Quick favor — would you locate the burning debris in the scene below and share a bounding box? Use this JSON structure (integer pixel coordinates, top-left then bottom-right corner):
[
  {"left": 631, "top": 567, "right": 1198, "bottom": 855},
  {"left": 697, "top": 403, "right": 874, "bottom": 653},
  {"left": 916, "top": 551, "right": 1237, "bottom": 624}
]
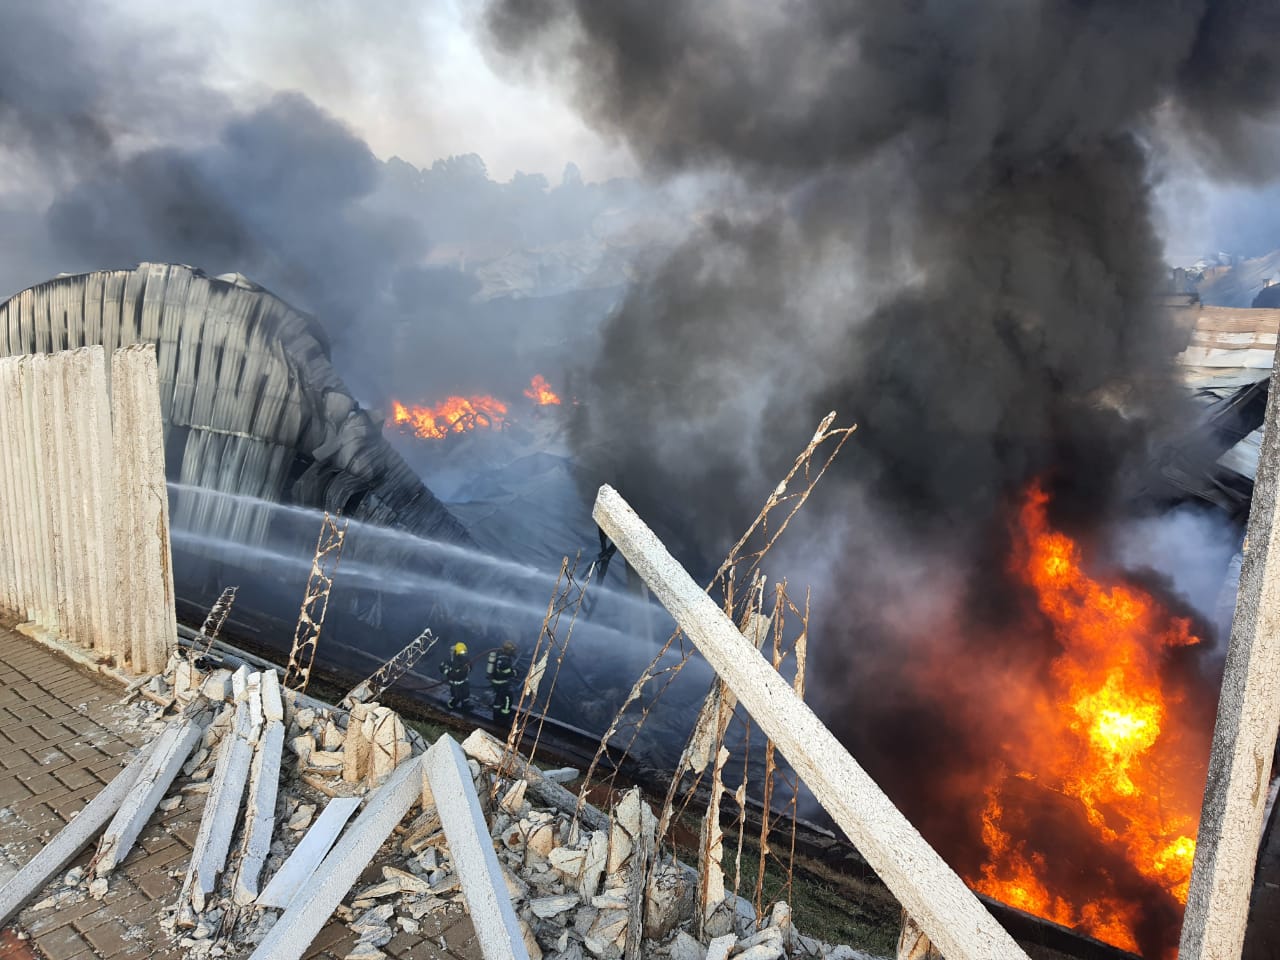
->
[
  {"left": 391, "top": 395, "right": 510, "bottom": 441},
  {"left": 526, "top": 375, "right": 564, "bottom": 407},
  {"left": 389, "top": 375, "right": 565, "bottom": 441},
  {"left": 973, "top": 485, "right": 1208, "bottom": 952}
]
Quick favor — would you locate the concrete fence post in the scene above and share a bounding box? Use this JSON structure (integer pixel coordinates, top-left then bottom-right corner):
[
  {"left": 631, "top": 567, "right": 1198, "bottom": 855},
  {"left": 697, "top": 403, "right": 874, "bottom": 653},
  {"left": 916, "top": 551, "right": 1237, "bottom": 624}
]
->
[
  {"left": 0, "top": 346, "right": 174, "bottom": 671},
  {"left": 25, "top": 354, "right": 56, "bottom": 631},
  {"left": 77, "top": 346, "right": 116, "bottom": 656},
  {"left": 0, "top": 357, "right": 21, "bottom": 615},
  {"left": 111, "top": 344, "right": 176, "bottom": 673},
  {"left": 1180, "top": 344, "right": 1280, "bottom": 959}
]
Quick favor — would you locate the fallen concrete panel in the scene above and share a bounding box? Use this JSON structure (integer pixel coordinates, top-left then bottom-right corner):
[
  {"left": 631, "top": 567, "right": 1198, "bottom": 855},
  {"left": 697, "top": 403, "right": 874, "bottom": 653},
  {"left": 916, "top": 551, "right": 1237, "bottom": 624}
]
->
[
  {"left": 234, "top": 718, "right": 285, "bottom": 905},
  {"left": 94, "top": 714, "right": 205, "bottom": 876},
  {"left": 0, "top": 739, "right": 154, "bottom": 926},
  {"left": 261, "top": 669, "right": 283, "bottom": 723},
  {"left": 593, "top": 484, "right": 1029, "bottom": 960},
  {"left": 248, "top": 755, "right": 423, "bottom": 959},
  {"left": 424, "top": 735, "right": 529, "bottom": 960},
  {"left": 462, "top": 729, "right": 609, "bottom": 833},
  {"left": 186, "top": 697, "right": 259, "bottom": 911},
  {"left": 256, "top": 795, "right": 361, "bottom": 909},
  {"left": 1181, "top": 339, "right": 1280, "bottom": 960}
]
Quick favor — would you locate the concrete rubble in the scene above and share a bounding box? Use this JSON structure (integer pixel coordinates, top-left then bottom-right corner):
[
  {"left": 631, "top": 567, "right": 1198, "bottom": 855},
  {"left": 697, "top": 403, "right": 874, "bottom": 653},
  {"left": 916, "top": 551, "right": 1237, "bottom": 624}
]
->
[{"left": 2, "top": 646, "right": 884, "bottom": 960}]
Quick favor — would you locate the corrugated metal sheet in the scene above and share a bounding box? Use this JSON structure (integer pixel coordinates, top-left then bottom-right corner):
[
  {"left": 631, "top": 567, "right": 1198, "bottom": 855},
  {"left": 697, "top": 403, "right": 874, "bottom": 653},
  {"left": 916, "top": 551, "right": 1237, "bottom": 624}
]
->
[
  {"left": 0, "top": 263, "right": 472, "bottom": 556},
  {"left": 1179, "top": 307, "right": 1280, "bottom": 370},
  {"left": 1178, "top": 307, "right": 1278, "bottom": 483}
]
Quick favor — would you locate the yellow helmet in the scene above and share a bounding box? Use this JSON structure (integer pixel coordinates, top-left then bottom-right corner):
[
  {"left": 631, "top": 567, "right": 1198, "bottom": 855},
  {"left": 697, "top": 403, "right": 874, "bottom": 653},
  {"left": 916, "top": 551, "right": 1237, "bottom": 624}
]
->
[{"left": 453, "top": 642, "right": 467, "bottom": 656}]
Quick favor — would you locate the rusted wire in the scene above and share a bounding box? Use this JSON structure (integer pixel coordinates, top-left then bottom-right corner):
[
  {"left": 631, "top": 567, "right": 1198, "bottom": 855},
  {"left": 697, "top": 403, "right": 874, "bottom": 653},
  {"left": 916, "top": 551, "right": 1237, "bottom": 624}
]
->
[
  {"left": 283, "top": 512, "right": 348, "bottom": 692},
  {"left": 191, "top": 585, "right": 237, "bottom": 662}
]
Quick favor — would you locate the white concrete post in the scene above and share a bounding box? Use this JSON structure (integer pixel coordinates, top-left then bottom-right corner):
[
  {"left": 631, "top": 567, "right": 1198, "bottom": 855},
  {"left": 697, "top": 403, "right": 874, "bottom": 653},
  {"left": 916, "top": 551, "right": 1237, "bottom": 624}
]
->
[
  {"left": 4, "top": 356, "right": 39, "bottom": 621},
  {"left": 0, "top": 357, "right": 22, "bottom": 615},
  {"left": 249, "top": 756, "right": 423, "bottom": 960},
  {"left": 1179, "top": 347, "right": 1280, "bottom": 960},
  {"left": 186, "top": 696, "right": 259, "bottom": 912},
  {"left": 255, "top": 796, "right": 361, "bottom": 909},
  {"left": 111, "top": 344, "right": 176, "bottom": 672},
  {"left": 424, "top": 735, "right": 529, "bottom": 960},
  {"left": 593, "top": 484, "right": 1030, "bottom": 960},
  {"left": 71, "top": 347, "right": 116, "bottom": 657},
  {"left": 94, "top": 715, "right": 205, "bottom": 876},
  {"left": 234, "top": 718, "right": 285, "bottom": 905},
  {"left": 53, "top": 350, "right": 89, "bottom": 648},
  {"left": 31, "top": 354, "right": 65, "bottom": 635}
]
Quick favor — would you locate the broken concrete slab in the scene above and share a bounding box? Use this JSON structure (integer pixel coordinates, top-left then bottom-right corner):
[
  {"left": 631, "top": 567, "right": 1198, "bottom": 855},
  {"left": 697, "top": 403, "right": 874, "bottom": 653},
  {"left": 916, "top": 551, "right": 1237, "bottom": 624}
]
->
[
  {"left": 94, "top": 713, "right": 205, "bottom": 877},
  {"left": 529, "top": 894, "right": 580, "bottom": 918},
  {"left": 369, "top": 707, "right": 410, "bottom": 781},
  {"left": 704, "top": 934, "right": 736, "bottom": 960},
  {"left": 462, "top": 728, "right": 609, "bottom": 833},
  {"left": 644, "top": 860, "right": 696, "bottom": 940},
  {"left": 186, "top": 694, "right": 259, "bottom": 912},
  {"left": 501, "top": 780, "right": 529, "bottom": 815},
  {"left": 423, "top": 735, "right": 530, "bottom": 959},
  {"left": 249, "top": 756, "right": 423, "bottom": 959},
  {"left": 0, "top": 738, "right": 154, "bottom": 926},
  {"left": 234, "top": 717, "right": 285, "bottom": 905},
  {"left": 344, "top": 703, "right": 373, "bottom": 783},
  {"left": 261, "top": 669, "right": 284, "bottom": 723},
  {"left": 579, "top": 830, "right": 608, "bottom": 899},
  {"left": 257, "top": 795, "right": 362, "bottom": 909}
]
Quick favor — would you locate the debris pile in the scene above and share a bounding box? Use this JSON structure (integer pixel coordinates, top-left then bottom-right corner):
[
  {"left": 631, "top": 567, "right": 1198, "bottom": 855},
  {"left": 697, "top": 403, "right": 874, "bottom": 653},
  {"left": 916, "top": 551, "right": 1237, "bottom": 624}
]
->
[
  {"left": 459, "top": 730, "right": 877, "bottom": 960},
  {"left": 0, "top": 645, "right": 882, "bottom": 960}
]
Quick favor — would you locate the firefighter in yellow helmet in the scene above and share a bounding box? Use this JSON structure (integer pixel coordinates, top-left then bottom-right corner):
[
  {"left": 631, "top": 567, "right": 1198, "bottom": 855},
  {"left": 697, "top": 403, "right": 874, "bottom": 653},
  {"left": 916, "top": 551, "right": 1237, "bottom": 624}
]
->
[{"left": 439, "top": 641, "right": 471, "bottom": 709}]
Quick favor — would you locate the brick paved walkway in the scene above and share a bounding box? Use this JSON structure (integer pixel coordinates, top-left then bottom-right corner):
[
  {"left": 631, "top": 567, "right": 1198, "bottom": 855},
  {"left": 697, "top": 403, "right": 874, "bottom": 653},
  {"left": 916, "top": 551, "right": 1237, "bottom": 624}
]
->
[{"left": 0, "top": 624, "right": 482, "bottom": 960}]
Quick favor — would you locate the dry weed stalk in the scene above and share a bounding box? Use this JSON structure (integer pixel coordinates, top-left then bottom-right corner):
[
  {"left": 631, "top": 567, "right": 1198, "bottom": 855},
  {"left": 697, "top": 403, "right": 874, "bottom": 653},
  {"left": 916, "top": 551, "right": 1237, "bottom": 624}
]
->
[
  {"left": 752, "top": 583, "right": 808, "bottom": 925},
  {"left": 566, "top": 414, "right": 851, "bottom": 923},
  {"left": 496, "top": 552, "right": 592, "bottom": 791}
]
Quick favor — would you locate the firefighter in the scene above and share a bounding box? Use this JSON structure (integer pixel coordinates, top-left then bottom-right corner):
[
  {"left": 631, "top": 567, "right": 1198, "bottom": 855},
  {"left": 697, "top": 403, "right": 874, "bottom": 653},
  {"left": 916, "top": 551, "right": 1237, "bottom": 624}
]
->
[
  {"left": 439, "top": 642, "right": 471, "bottom": 709},
  {"left": 486, "top": 641, "right": 518, "bottom": 722}
]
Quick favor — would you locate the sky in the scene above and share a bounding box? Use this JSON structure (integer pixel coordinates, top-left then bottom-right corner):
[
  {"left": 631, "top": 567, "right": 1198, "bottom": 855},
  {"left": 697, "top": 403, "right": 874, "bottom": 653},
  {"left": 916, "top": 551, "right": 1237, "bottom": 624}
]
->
[
  {"left": 84, "top": 0, "right": 1277, "bottom": 268},
  {"left": 110, "top": 0, "right": 636, "bottom": 184}
]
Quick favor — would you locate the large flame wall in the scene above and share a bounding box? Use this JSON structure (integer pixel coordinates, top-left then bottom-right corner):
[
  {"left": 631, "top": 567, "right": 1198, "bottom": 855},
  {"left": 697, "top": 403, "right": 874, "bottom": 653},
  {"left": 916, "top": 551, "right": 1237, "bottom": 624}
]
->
[{"left": 971, "top": 485, "right": 1213, "bottom": 956}]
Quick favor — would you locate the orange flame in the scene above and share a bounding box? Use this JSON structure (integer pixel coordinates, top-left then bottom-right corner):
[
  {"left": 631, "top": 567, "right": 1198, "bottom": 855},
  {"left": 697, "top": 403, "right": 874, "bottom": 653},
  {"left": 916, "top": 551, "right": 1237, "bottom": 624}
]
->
[
  {"left": 389, "top": 375, "right": 563, "bottom": 440},
  {"left": 524, "top": 374, "right": 562, "bottom": 406},
  {"left": 973, "top": 483, "right": 1205, "bottom": 955},
  {"left": 390, "top": 394, "right": 508, "bottom": 440}
]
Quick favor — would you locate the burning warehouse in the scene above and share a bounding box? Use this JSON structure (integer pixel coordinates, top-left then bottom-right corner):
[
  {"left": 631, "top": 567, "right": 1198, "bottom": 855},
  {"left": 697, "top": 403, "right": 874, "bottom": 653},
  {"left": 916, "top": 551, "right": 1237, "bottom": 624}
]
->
[{"left": 1, "top": 2, "right": 1280, "bottom": 960}]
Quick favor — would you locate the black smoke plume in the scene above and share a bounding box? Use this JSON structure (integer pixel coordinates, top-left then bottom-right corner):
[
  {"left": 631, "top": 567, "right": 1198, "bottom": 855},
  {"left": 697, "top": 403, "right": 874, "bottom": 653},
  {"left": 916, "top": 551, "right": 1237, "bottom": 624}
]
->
[
  {"left": 485, "top": 1, "right": 1280, "bottom": 951},
  {"left": 0, "top": 1, "right": 643, "bottom": 405},
  {"left": 486, "top": 0, "right": 1280, "bottom": 548}
]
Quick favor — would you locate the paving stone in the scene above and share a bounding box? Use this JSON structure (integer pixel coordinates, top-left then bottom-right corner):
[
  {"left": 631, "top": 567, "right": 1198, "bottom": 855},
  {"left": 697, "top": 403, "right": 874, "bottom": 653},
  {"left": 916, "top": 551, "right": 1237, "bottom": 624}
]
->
[
  {"left": 27, "top": 923, "right": 91, "bottom": 960},
  {"left": 0, "top": 627, "right": 490, "bottom": 960},
  {"left": 81, "top": 920, "right": 134, "bottom": 958}
]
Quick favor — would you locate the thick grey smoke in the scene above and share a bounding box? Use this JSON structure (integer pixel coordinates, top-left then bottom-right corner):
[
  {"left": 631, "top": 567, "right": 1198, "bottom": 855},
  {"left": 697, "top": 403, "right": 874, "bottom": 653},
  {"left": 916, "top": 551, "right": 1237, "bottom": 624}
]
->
[
  {"left": 485, "top": 3, "right": 1280, "bottom": 951},
  {"left": 486, "top": 0, "right": 1280, "bottom": 553},
  {"left": 0, "top": 1, "right": 644, "bottom": 405}
]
